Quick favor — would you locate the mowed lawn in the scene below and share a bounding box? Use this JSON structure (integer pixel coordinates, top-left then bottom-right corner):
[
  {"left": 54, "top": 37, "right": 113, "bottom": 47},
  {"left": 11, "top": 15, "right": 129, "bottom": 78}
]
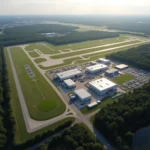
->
[
  {"left": 34, "top": 58, "right": 47, "bottom": 64},
  {"left": 50, "top": 40, "right": 139, "bottom": 59},
  {"left": 28, "top": 51, "right": 40, "bottom": 57},
  {"left": 25, "top": 43, "right": 60, "bottom": 54},
  {"left": 4, "top": 48, "right": 73, "bottom": 144},
  {"left": 46, "top": 34, "right": 128, "bottom": 51},
  {"left": 112, "top": 74, "right": 135, "bottom": 84},
  {"left": 10, "top": 47, "right": 66, "bottom": 120}
]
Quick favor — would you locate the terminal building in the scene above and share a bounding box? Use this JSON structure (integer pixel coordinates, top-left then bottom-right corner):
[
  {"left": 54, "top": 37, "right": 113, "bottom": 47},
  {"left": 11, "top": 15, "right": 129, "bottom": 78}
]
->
[
  {"left": 75, "top": 88, "right": 91, "bottom": 103},
  {"left": 105, "top": 68, "right": 118, "bottom": 77},
  {"left": 98, "top": 58, "right": 111, "bottom": 65},
  {"left": 115, "top": 64, "right": 128, "bottom": 70},
  {"left": 63, "top": 79, "right": 76, "bottom": 88},
  {"left": 56, "top": 69, "right": 82, "bottom": 81},
  {"left": 86, "top": 64, "right": 108, "bottom": 73},
  {"left": 89, "top": 78, "right": 117, "bottom": 95}
]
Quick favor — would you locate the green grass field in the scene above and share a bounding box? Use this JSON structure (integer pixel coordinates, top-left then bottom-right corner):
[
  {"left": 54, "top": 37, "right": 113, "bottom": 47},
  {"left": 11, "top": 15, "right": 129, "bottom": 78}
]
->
[
  {"left": 9, "top": 47, "right": 66, "bottom": 120},
  {"left": 25, "top": 34, "right": 127, "bottom": 54},
  {"left": 38, "top": 100, "right": 57, "bottom": 112},
  {"left": 50, "top": 40, "right": 139, "bottom": 59},
  {"left": 81, "top": 97, "right": 117, "bottom": 114},
  {"left": 25, "top": 43, "right": 60, "bottom": 54},
  {"left": 34, "top": 58, "right": 47, "bottom": 64},
  {"left": 28, "top": 51, "right": 40, "bottom": 57},
  {"left": 112, "top": 74, "right": 135, "bottom": 84},
  {"left": 47, "top": 34, "right": 128, "bottom": 51},
  {"left": 4, "top": 47, "right": 74, "bottom": 144}
]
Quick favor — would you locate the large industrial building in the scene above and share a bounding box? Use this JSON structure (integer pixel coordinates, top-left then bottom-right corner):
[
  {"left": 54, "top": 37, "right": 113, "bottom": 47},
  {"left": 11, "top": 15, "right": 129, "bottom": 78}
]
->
[
  {"left": 56, "top": 69, "right": 82, "bottom": 80},
  {"left": 75, "top": 88, "right": 91, "bottom": 103},
  {"left": 105, "top": 68, "right": 118, "bottom": 77},
  {"left": 86, "top": 64, "right": 108, "bottom": 73},
  {"left": 98, "top": 58, "right": 111, "bottom": 65},
  {"left": 89, "top": 78, "right": 117, "bottom": 95},
  {"left": 115, "top": 64, "right": 128, "bottom": 70},
  {"left": 63, "top": 79, "right": 76, "bottom": 88}
]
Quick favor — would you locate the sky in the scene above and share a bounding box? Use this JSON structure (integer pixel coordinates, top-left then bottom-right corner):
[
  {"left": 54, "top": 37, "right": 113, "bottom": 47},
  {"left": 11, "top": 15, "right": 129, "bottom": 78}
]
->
[{"left": 1, "top": 0, "right": 150, "bottom": 15}]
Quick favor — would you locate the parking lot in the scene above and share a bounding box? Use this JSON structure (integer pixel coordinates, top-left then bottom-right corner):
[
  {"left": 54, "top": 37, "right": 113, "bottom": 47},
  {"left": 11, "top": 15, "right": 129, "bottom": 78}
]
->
[{"left": 123, "top": 68, "right": 150, "bottom": 89}]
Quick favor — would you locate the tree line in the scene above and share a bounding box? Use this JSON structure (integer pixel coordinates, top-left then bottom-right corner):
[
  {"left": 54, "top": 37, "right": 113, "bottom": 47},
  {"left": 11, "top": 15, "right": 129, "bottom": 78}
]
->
[
  {"left": 94, "top": 81, "right": 150, "bottom": 150},
  {"left": 0, "top": 46, "right": 16, "bottom": 149},
  {"left": 107, "top": 44, "right": 150, "bottom": 71},
  {"left": 0, "top": 24, "right": 120, "bottom": 46},
  {"left": 37, "top": 124, "right": 105, "bottom": 150}
]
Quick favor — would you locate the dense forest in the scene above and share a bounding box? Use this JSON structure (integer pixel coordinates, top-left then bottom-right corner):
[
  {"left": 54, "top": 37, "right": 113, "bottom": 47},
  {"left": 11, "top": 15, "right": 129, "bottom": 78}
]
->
[
  {"left": 0, "top": 46, "right": 15, "bottom": 149},
  {"left": 0, "top": 24, "right": 120, "bottom": 46},
  {"left": 49, "top": 31, "right": 119, "bottom": 45},
  {"left": 0, "top": 46, "right": 7, "bottom": 149},
  {"left": 38, "top": 124, "right": 105, "bottom": 150},
  {"left": 1, "top": 15, "right": 150, "bottom": 35},
  {"left": 94, "top": 82, "right": 150, "bottom": 150},
  {"left": 107, "top": 44, "right": 150, "bottom": 70},
  {"left": 4, "top": 24, "right": 77, "bottom": 34}
]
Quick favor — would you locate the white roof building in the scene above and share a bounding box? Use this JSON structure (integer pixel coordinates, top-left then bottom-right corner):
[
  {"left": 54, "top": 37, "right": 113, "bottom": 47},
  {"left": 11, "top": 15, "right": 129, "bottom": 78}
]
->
[
  {"left": 56, "top": 69, "right": 82, "bottom": 80},
  {"left": 88, "top": 101, "right": 98, "bottom": 108},
  {"left": 75, "top": 89, "right": 91, "bottom": 103},
  {"left": 64, "top": 79, "right": 76, "bottom": 88},
  {"left": 115, "top": 64, "right": 128, "bottom": 70},
  {"left": 89, "top": 78, "right": 117, "bottom": 95},
  {"left": 105, "top": 68, "right": 118, "bottom": 76},
  {"left": 98, "top": 58, "right": 110, "bottom": 64},
  {"left": 86, "top": 64, "right": 108, "bottom": 73}
]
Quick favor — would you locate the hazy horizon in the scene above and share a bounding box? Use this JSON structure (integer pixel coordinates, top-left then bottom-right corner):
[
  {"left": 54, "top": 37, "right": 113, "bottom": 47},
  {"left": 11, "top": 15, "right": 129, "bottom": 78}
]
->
[{"left": 1, "top": 0, "right": 150, "bottom": 15}]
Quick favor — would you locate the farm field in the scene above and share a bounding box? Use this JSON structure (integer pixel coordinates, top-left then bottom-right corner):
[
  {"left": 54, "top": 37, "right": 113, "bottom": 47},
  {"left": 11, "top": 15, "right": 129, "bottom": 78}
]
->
[
  {"left": 9, "top": 47, "right": 66, "bottom": 120},
  {"left": 112, "top": 73, "right": 135, "bottom": 84}
]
